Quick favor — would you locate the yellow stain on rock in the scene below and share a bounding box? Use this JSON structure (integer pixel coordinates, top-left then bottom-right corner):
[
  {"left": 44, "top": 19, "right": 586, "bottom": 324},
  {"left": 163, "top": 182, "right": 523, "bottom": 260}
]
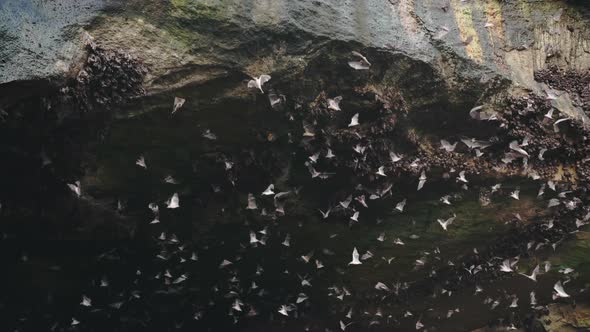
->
[
  {"left": 483, "top": 0, "right": 505, "bottom": 48},
  {"left": 553, "top": 164, "right": 578, "bottom": 184},
  {"left": 554, "top": 165, "right": 565, "bottom": 181},
  {"left": 576, "top": 231, "right": 590, "bottom": 241},
  {"left": 450, "top": 0, "right": 483, "bottom": 63}
]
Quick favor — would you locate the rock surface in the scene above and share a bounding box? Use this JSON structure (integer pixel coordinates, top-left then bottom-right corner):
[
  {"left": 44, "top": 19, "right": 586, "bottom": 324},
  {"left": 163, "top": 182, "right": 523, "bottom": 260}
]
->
[
  {"left": 0, "top": 0, "right": 107, "bottom": 83},
  {"left": 542, "top": 303, "right": 590, "bottom": 331},
  {"left": 3, "top": 1, "right": 590, "bottom": 116}
]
